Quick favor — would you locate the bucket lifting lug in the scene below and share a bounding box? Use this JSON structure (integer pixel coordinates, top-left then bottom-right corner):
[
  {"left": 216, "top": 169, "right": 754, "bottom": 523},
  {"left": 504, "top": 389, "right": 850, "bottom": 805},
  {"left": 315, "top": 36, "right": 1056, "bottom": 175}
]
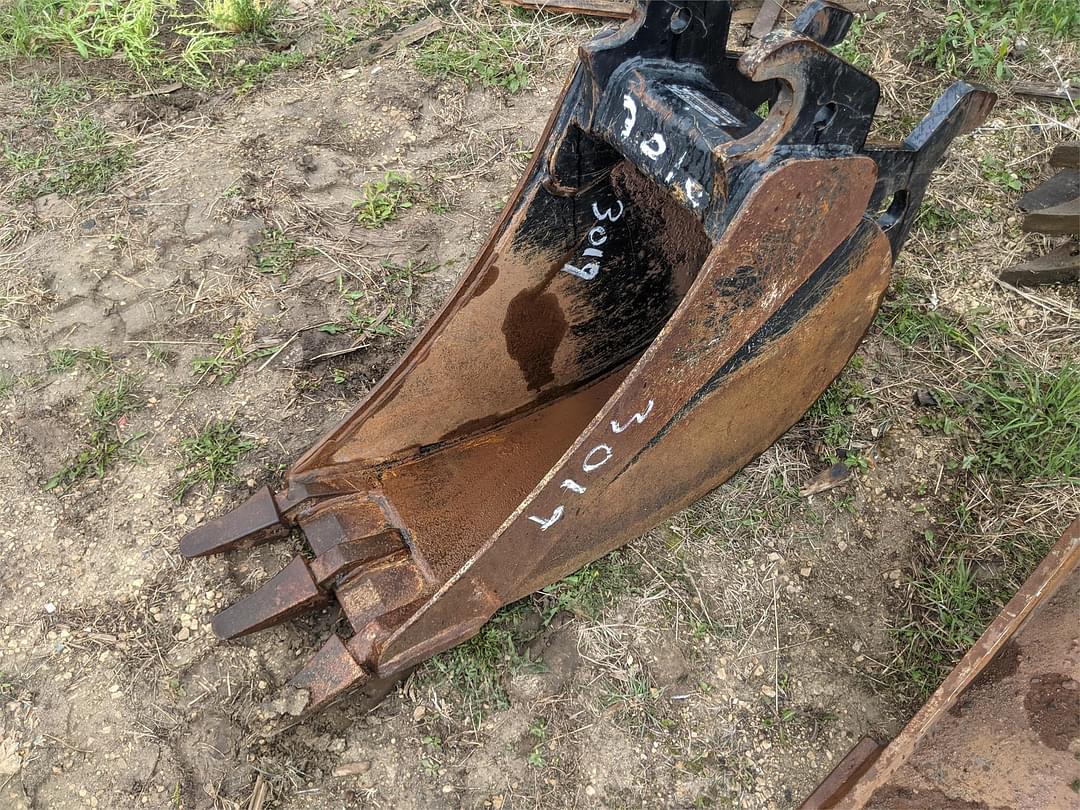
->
[{"left": 179, "top": 0, "right": 995, "bottom": 716}]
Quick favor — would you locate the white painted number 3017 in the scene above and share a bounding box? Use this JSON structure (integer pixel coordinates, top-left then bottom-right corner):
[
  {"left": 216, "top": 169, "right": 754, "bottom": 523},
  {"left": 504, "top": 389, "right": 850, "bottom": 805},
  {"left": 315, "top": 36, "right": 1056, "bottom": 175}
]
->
[{"left": 527, "top": 399, "right": 655, "bottom": 531}]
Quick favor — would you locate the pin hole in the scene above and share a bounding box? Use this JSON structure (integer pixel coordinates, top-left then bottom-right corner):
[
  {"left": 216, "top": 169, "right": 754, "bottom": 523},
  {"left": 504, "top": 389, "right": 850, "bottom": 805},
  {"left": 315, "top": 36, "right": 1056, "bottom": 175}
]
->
[
  {"left": 812, "top": 102, "right": 837, "bottom": 137},
  {"left": 670, "top": 7, "right": 692, "bottom": 34},
  {"left": 876, "top": 190, "right": 909, "bottom": 231}
]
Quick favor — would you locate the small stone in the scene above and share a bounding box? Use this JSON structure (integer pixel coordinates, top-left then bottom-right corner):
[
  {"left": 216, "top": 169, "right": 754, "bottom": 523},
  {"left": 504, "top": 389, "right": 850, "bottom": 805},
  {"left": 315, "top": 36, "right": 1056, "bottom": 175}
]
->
[
  {"left": 800, "top": 567, "right": 812, "bottom": 578},
  {"left": 332, "top": 761, "right": 370, "bottom": 777},
  {"left": 176, "top": 627, "right": 191, "bottom": 641}
]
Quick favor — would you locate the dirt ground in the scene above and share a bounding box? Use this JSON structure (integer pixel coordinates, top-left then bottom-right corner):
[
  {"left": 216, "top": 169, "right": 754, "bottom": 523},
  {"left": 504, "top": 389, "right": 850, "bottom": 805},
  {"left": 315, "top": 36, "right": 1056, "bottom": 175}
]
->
[{"left": 0, "top": 2, "right": 1077, "bottom": 809}]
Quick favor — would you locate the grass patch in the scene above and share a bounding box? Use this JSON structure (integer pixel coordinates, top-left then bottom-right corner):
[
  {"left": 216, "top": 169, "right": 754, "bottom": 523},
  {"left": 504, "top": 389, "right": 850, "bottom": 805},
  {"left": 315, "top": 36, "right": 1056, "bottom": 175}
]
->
[
  {"left": 191, "top": 327, "right": 273, "bottom": 385},
  {"left": 417, "top": 602, "right": 540, "bottom": 726},
  {"left": 536, "top": 549, "right": 639, "bottom": 621},
  {"left": 417, "top": 550, "right": 637, "bottom": 725},
  {"left": 0, "top": 0, "right": 162, "bottom": 69},
  {"left": 889, "top": 352, "right": 1076, "bottom": 699},
  {"left": 322, "top": 260, "right": 437, "bottom": 338},
  {"left": 979, "top": 155, "right": 1035, "bottom": 194},
  {"left": 353, "top": 171, "right": 418, "bottom": 228},
  {"left": 45, "top": 373, "right": 143, "bottom": 491},
  {"left": 415, "top": 28, "right": 530, "bottom": 93},
  {"left": 914, "top": 199, "right": 973, "bottom": 236},
  {"left": 230, "top": 49, "right": 305, "bottom": 93},
  {"left": 4, "top": 117, "right": 131, "bottom": 202},
  {"left": 807, "top": 367, "right": 872, "bottom": 462},
  {"left": 599, "top": 665, "right": 665, "bottom": 732},
  {"left": 174, "top": 419, "right": 255, "bottom": 501},
  {"left": 879, "top": 277, "right": 980, "bottom": 355},
  {"left": 251, "top": 227, "right": 311, "bottom": 282},
  {"left": 203, "top": 0, "right": 279, "bottom": 35},
  {"left": 0, "top": 0, "right": 290, "bottom": 87},
  {"left": 910, "top": 0, "right": 1079, "bottom": 80},
  {"left": 892, "top": 529, "right": 1052, "bottom": 697},
  {"left": 965, "top": 361, "right": 1079, "bottom": 483},
  {"left": 46, "top": 346, "right": 112, "bottom": 374}
]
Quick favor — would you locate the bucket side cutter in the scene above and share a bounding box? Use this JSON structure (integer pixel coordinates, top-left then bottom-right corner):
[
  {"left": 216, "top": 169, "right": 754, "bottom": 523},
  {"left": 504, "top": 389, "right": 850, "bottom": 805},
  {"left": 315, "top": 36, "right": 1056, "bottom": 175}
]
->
[{"left": 180, "top": 1, "right": 995, "bottom": 714}]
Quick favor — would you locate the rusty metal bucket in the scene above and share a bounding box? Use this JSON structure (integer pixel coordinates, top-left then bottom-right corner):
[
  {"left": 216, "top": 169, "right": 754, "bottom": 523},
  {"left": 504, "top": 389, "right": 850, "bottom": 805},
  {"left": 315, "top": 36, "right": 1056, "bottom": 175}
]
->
[{"left": 179, "top": 1, "right": 996, "bottom": 714}]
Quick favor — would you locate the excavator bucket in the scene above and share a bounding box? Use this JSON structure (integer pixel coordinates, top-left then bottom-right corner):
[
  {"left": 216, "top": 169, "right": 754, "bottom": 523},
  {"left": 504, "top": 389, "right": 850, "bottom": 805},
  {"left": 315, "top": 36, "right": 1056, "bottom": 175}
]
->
[{"left": 180, "top": 1, "right": 995, "bottom": 714}]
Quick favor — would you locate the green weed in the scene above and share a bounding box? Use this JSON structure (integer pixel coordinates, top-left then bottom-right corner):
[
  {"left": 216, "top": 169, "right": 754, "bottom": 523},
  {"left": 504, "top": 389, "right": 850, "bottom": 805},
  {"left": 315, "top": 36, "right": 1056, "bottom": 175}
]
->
[
  {"left": 807, "top": 372, "right": 872, "bottom": 462},
  {"left": 45, "top": 373, "right": 144, "bottom": 491},
  {"left": 319, "top": 0, "right": 411, "bottom": 55},
  {"left": 966, "top": 361, "right": 1079, "bottom": 482},
  {"left": 599, "top": 665, "right": 664, "bottom": 732},
  {"left": 536, "top": 550, "right": 639, "bottom": 621},
  {"left": 526, "top": 718, "right": 548, "bottom": 768},
  {"left": 980, "top": 155, "right": 1034, "bottom": 193},
  {"left": 230, "top": 49, "right": 305, "bottom": 93},
  {"left": 0, "top": 0, "right": 162, "bottom": 69},
  {"left": 879, "top": 278, "right": 979, "bottom": 354},
  {"left": 914, "top": 200, "right": 971, "bottom": 235},
  {"left": 252, "top": 227, "right": 311, "bottom": 282},
  {"left": 417, "top": 603, "right": 541, "bottom": 726},
  {"left": 174, "top": 420, "right": 256, "bottom": 501},
  {"left": 326, "top": 260, "right": 435, "bottom": 338},
  {"left": 891, "top": 356, "right": 1076, "bottom": 699},
  {"left": 191, "top": 327, "right": 272, "bottom": 385},
  {"left": 177, "top": 30, "right": 236, "bottom": 79},
  {"left": 143, "top": 343, "right": 174, "bottom": 366},
  {"left": 353, "top": 172, "right": 418, "bottom": 227},
  {"left": 0, "top": 0, "right": 294, "bottom": 87},
  {"left": 893, "top": 528, "right": 1052, "bottom": 698},
  {"left": 910, "top": 0, "right": 1079, "bottom": 80}
]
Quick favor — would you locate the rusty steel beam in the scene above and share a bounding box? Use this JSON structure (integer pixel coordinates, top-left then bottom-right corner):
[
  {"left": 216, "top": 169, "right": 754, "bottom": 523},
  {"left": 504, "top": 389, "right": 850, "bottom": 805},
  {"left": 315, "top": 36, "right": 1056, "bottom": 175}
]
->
[{"left": 179, "top": 1, "right": 995, "bottom": 717}]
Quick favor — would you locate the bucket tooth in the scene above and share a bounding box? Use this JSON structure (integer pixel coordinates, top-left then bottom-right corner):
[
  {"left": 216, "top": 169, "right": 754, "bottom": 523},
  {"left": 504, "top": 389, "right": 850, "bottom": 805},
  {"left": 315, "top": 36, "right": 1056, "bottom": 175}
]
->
[
  {"left": 289, "top": 634, "right": 369, "bottom": 712},
  {"left": 337, "top": 555, "right": 427, "bottom": 634},
  {"left": 299, "top": 495, "right": 398, "bottom": 556},
  {"left": 180, "top": 486, "right": 288, "bottom": 558},
  {"left": 212, "top": 556, "right": 326, "bottom": 639},
  {"left": 309, "top": 530, "right": 407, "bottom": 587}
]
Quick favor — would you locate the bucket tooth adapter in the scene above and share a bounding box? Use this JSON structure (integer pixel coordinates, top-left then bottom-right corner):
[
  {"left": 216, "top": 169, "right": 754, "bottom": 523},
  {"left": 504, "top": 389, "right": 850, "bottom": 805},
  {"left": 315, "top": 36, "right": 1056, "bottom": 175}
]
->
[{"left": 180, "top": 1, "right": 995, "bottom": 714}]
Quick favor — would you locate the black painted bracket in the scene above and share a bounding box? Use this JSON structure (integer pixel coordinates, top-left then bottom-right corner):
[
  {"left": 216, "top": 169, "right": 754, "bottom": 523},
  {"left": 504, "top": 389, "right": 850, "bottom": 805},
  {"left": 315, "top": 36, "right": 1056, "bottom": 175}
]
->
[{"left": 545, "top": 0, "right": 994, "bottom": 254}]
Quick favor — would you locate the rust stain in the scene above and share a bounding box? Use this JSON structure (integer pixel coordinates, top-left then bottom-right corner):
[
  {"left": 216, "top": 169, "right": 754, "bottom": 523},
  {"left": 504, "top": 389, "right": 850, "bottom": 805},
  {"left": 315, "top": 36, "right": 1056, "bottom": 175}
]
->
[{"left": 503, "top": 286, "right": 568, "bottom": 391}]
